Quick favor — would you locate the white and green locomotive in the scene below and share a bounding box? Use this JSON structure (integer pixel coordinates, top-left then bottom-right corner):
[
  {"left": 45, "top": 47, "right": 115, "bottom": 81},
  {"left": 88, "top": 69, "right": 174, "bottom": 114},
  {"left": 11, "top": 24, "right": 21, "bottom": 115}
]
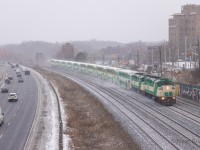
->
[{"left": 144, "top": 76, "right": 176, "bottom": 105}]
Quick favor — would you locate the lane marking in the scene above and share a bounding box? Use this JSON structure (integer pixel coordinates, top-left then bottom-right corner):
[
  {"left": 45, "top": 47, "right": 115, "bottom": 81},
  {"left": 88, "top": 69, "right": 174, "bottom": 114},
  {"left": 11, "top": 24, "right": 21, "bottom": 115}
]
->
[
  {"left": 8, "top": 122, "right": 10, "bottom": 126},
  {"left": 0, "top": 134, "right": 2, "bottom": 139},
  {"left": 18, "top": 106, "right": 20, "bottom": 109},
  {"left": 14, "top": 113, "right": 15, "bottom": 117}
]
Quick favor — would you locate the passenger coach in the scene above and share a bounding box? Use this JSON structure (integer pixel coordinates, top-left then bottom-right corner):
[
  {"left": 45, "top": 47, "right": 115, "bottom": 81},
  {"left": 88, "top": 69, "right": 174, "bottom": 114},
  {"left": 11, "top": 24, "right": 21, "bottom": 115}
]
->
[{"left": 50, "top": 59, "right": 177, "bottom": 105}]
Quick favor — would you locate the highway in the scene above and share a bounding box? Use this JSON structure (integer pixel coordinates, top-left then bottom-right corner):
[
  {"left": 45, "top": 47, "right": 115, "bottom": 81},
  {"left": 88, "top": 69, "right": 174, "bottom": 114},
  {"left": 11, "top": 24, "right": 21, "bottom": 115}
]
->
[{"left": 0, "top": 64, "right": 38, "bottom": 150}]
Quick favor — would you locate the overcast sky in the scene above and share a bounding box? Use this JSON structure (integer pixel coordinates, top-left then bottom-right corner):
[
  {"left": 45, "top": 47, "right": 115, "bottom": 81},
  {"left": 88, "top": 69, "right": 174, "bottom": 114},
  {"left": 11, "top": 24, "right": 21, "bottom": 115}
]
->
[{"left": 0, "top": 0, "right": 199, "bottom": 44}]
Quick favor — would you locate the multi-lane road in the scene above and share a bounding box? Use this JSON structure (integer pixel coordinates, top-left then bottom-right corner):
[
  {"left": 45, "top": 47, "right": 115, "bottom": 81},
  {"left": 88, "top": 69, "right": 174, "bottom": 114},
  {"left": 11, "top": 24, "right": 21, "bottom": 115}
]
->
[{"left": 0, "top": 64, "right": 38, "bottom": 150}]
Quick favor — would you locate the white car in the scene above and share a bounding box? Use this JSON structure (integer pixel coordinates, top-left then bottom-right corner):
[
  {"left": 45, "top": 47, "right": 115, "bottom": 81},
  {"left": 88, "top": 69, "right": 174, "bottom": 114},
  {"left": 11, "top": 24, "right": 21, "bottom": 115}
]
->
[
  {"left": 0, "top": 107, "right": 4, "bottom": 126},
  {"left": 8, "top": 93, "right": 18, "bottom": 102}
]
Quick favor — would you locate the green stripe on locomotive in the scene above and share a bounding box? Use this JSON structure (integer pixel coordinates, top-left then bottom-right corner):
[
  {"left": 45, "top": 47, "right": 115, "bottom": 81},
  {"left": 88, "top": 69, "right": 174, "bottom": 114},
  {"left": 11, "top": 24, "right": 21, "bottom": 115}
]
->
[
  {"left": 144, "top": 77, "right": 176, "bottom": 97},
  {"left": 144, "top": 76, "right": 161, "bottom": 96}
]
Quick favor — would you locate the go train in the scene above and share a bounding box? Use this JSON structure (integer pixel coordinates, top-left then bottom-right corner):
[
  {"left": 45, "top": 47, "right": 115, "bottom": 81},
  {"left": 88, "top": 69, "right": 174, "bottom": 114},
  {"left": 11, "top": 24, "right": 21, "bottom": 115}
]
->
[{"left": 50, "top": 59, "right": 176, "bottom": 106}]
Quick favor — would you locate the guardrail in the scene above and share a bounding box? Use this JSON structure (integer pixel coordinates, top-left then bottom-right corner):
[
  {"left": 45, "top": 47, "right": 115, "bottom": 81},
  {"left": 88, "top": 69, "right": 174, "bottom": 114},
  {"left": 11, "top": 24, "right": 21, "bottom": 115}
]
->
[{"left": 175, "top": 83, "right": 200, "bottom": 102}]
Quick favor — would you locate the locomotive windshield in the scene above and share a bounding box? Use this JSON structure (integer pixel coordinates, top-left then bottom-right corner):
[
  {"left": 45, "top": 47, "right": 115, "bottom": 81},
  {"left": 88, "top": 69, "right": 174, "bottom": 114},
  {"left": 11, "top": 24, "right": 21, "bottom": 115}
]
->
[{"left": 157, "top": 79, "right": 174, "bottom": 86}]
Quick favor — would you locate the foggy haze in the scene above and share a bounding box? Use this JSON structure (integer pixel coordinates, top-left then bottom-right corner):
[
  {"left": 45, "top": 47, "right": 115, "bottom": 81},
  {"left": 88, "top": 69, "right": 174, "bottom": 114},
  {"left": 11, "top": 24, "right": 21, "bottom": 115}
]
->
[{"left": 0, "top": 0, "right": 199, "bottom": 45}]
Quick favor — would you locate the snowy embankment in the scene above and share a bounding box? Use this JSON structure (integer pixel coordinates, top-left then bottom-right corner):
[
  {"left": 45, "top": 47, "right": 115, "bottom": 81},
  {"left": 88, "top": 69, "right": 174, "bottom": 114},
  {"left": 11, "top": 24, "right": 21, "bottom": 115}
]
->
[
  {"left": 53, "top": 85, "right": 70, "bottom": 150},
  {"left": 23, "top": 67, "right": 66, "bottom": 150}
]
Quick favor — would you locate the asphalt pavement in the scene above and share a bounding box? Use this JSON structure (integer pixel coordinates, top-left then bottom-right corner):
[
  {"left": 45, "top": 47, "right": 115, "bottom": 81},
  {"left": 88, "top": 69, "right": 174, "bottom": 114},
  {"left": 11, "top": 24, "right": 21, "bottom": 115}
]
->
[{"left": 0, "top": 64, "right": 38, "bottom": 150}]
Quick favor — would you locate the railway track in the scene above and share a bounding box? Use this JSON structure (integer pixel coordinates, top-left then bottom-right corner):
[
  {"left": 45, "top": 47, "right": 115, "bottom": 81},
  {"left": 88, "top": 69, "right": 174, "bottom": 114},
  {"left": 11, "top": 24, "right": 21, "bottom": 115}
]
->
[
  {"left": 48, "top": 68, "right": 200, "bottom": 150},
  {"left": 75, "top": 73, "right": 200, "bottom": 149},
  {"left": 53, "top": 70, "right": 177, "bottom": 150},
  {"left": 177, "top": 97, "right": 200, "bottom": 107},
  {"left": 73, "top": 70, "right": 200, "bottom": 126}
]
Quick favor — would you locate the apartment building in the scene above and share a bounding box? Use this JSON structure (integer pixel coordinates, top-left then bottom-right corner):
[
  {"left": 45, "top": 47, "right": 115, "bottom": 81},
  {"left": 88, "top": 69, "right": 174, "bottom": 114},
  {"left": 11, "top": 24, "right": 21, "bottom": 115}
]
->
[{"left": 169, "top": 4, "right": 200, "bottom": 58}]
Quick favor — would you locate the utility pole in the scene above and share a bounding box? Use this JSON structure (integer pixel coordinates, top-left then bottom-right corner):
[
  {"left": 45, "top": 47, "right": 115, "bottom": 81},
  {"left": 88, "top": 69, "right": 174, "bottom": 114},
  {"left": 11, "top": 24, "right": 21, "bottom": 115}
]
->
[
  {"left": 137, "top": 50, "right": 139, "bottom": 66},
  {"left": 103, "top": 55, "right": 105, "bottom": 65},
  {"left": 159, "top": 46, "right": 162, "bottom": 77},
  {"left": 117, "top": 56, "right": 120, "bottom": 65},
  {"left": 190, "top": 44, "right": 192, "bottom": 69},
  {"left": 178, "top": 46, "right": 180, "bottom": 68},
  {"left": 152, "top": 47, "right": 154, "bottom": 66},
  {"left": 195, "top": 46, "right": 197, "bottom": 68},
  {"left": 164, "top": 39, "right": 166, "bottom": 64},
  {"left": 198, "top": 37, "right": 200, "bottom": 69},
  {"left": 169, "top": 47, "right": 171, "bottom": 64},
  {"left": 185, "top": 36, "right": 187, "bottom": 70}
]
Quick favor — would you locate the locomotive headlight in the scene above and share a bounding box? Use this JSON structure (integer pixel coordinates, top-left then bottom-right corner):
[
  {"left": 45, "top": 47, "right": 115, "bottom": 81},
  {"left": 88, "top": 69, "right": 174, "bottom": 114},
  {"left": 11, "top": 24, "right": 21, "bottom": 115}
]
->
[
  {"left": 166, "top": 86, "right": 169, "bottom": 90},
  {"left": 173, "top": 96, "right": 176, "bottom": 99},
  {"left": 161, "top": 97, "right": 165, "bottom": 100}
]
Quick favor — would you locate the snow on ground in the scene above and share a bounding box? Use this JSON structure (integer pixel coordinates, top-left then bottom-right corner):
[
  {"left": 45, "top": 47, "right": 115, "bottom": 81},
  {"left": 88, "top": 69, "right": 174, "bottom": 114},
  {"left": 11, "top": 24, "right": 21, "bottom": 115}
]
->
[
  {"left": 23, "top": 67, "right": 63, "bottom": 150},
  {"left": 165, "top": 61, "right": 196, "bottom": 69},
  {"left": 53, "top": 85, "right": 71, "bottom": 150},
  {"left": 45, "top": 80, "right": 59, "bottom": 149}
]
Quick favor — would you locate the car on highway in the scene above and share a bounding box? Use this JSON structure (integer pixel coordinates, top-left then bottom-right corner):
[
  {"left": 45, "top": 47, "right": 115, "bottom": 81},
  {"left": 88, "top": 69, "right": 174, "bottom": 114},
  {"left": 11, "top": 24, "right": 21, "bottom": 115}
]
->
[
  {"left": 8, "top": 93, "right": 18, "bottom": 102},
  {"left": 8, "top": 75, "right": 13, "bottom": 80},
  {"left": 0, "top": 107, "right": 4, "bottom": 126},
  {"left": 17, "top": 73, "right": 22, "bottom": 77},
  {"left": 24, "top": 70, "right": 30, "bottom": 75},
  {"left": 1, "top": 87, "right": 8, "bottom": 93},
  {"left": 16, "top": 69, "right": 21, "bottom": 74},
  {"left": 5, "top": 78, "right": 11, "bottom": 84},
  {"left": 18, "top": 77, "right": 24, "bottom": 83}
]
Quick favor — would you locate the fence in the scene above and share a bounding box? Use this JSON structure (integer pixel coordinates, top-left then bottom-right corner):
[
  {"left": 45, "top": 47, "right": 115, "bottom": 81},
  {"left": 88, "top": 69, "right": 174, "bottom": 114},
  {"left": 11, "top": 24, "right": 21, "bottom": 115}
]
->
[{"left": 175, "top": 83, "right": 200, "bottom": 102}]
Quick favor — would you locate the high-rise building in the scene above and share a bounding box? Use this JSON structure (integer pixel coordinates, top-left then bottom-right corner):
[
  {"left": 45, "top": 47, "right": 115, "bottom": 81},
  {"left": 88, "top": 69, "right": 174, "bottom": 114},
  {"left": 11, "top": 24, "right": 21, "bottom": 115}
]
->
[{"left": 169, "top": 4, "right": 200, "bottom": 58}]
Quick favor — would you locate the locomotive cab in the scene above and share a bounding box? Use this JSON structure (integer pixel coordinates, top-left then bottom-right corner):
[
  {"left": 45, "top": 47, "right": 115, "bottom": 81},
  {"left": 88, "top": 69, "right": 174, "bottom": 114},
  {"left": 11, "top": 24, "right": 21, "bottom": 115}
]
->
[{"left": 155, "top": 79, "right": 176, "bottom": 105}]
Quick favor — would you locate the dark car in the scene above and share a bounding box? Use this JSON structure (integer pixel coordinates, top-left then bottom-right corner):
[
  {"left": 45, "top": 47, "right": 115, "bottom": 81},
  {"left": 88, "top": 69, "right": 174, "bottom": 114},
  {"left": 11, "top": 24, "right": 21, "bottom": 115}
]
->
[
  {"left": 18, "top": 78, "right": 24, "bottom": 83},
  {"left": 8, "top": 76, "right": 13, "bottom": 80},
  {"left": 1, "top": 87, "right": 8, "bottom": 93},
  {"left": 5, "top": 79, "right": 11, "bottom": 84},
  {"left": 24, "top": 70, "right": 30, "bottom": 75},
  {"left": 17, "top": 74, "right": 22, "bottom": 77}
]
